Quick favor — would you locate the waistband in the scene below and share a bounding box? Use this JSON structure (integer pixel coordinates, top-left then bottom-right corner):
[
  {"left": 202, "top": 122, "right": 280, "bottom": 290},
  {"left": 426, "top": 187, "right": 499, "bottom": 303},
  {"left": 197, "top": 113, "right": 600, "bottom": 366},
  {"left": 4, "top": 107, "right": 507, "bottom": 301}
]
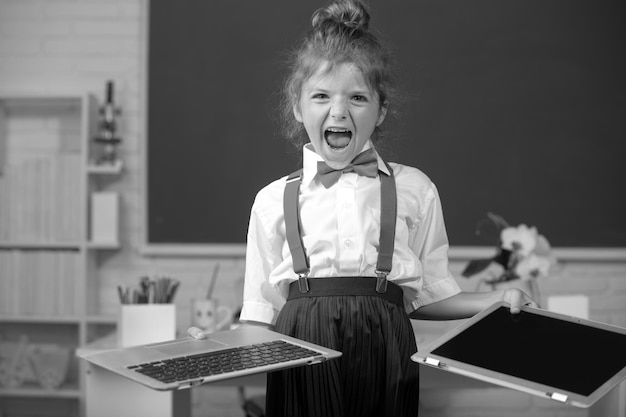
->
[{"left": 287, "top": 277, "right": 403, "bottom": 308}]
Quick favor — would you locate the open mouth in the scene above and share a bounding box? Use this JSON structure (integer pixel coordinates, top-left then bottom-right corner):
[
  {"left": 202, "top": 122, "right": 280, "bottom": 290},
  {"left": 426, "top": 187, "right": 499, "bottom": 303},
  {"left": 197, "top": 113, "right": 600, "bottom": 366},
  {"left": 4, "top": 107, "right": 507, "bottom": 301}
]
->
[{"left": 324, "top": 128, "right": 352, "bottom": 150}]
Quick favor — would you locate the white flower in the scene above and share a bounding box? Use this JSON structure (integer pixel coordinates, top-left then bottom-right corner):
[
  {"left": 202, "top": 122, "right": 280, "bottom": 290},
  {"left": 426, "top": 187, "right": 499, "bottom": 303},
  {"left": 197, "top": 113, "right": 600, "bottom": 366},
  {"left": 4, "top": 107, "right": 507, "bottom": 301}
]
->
[
  {"left": 463, "top": 214, "right": 557, "bottom": 284},
  {"left": 534, "top": 234, "right": 552, "bottom": 257},
  {"left": 515, "top": 254, "right": 551, "bottom": 281},
  {"left": 501, "top": 224, "right": 537, "bottom": 257}
]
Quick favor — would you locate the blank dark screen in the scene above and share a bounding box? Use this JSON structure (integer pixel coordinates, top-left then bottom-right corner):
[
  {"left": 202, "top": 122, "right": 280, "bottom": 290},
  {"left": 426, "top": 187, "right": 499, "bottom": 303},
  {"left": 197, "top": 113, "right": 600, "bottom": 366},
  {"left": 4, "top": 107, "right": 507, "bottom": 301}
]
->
[{"left": 431, "top": 307, "right": 626, "bottom": 396}]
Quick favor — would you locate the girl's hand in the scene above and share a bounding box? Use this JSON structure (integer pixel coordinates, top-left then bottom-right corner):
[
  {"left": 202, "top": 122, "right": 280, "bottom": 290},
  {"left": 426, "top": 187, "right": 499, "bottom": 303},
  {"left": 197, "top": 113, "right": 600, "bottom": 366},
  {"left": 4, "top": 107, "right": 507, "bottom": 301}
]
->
[{"left": 501, "top": 288, "right": 539, "bottom": 314}]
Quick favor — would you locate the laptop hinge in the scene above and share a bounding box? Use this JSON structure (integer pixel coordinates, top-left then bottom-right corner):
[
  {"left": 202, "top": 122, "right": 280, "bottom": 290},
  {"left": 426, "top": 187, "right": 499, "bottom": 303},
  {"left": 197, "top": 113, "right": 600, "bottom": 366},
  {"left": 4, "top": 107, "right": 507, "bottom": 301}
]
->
[
  {"left": 177, "top": 379, "right": 204, "bottom": 389},
  {"left": 548, "top": 392, "right": 568, "bottom": 403},
  {"left": 424, "top": 357, "right": 444, "bottom": 368}
]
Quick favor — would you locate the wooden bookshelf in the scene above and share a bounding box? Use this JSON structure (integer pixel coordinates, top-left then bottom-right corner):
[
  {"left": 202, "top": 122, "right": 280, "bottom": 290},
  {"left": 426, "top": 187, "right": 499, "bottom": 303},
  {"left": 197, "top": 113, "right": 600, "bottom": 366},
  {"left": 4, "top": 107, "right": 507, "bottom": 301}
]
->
[{"left": 0, "top": 92, "right": 122, "bottom": 417}]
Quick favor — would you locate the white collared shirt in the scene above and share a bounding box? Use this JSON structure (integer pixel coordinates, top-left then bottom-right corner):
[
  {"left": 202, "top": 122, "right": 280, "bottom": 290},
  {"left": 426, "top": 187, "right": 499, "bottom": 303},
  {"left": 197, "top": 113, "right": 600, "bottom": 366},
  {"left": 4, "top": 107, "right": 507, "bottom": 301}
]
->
[{"left": 240, "top": 142, "right": 461, "bottom": 325}]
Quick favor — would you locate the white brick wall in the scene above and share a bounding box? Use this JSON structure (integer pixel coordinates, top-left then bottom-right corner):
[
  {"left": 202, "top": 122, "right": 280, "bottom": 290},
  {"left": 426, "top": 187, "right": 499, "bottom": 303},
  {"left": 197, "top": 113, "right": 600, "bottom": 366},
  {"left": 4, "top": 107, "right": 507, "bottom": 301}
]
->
[{"left": 1, "top": 1, "right": 624, "bottom": 416}]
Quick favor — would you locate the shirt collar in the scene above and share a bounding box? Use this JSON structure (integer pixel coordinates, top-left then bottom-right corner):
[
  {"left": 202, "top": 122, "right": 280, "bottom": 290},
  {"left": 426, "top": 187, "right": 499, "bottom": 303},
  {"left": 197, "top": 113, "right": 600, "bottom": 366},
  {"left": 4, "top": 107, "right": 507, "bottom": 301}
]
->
[{"left": 301, "top": 142, "right": 390, "bottom": 188}]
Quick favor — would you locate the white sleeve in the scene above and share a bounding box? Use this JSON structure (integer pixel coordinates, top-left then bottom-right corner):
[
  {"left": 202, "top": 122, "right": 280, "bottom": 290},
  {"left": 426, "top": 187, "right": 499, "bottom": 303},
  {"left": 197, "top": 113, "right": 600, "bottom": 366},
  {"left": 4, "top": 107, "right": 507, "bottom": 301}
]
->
[
  {"left": 409, "top": 183, "right": 461, "bottom": 310},
  {"left": 239, "top": 192, "right": 285, "bottom": 326}
]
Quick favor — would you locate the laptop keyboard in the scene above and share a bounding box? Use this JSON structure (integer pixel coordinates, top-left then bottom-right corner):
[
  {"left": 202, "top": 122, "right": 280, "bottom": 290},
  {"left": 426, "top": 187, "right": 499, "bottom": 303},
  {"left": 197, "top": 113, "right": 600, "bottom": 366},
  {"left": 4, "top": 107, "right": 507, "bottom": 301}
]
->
[{"left": 127, "top": 340, "right": 321, "bottom": 383}]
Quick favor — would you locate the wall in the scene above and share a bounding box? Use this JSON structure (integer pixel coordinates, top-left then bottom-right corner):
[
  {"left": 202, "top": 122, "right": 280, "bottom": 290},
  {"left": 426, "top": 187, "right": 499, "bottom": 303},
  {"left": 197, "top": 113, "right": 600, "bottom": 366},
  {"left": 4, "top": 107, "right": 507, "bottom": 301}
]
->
[{"left": 0, "top": 1, "right": 624, "bottom": 416}]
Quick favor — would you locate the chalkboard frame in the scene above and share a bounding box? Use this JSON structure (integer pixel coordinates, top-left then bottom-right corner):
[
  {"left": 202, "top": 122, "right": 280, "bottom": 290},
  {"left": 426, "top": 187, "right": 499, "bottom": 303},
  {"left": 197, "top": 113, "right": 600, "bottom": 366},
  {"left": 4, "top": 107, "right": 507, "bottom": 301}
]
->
[{"left": 143, "top": 0, "right": 626, "bottom": 259}]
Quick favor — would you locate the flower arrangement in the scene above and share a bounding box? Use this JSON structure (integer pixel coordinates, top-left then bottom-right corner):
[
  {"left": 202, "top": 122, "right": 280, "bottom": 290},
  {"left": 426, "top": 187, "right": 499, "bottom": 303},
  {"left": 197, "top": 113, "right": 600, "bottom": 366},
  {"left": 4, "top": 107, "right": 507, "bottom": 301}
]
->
[{"left": 461, "top": 213, "right": 556, "bottom": 286}]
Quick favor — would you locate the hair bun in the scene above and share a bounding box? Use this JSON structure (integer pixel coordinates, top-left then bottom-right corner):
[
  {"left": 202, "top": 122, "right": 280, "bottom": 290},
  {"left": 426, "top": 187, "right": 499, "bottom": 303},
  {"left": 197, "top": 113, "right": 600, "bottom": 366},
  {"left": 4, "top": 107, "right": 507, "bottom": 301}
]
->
[{"left": 312, "top": 0, "right": 370, "bottom": 32}]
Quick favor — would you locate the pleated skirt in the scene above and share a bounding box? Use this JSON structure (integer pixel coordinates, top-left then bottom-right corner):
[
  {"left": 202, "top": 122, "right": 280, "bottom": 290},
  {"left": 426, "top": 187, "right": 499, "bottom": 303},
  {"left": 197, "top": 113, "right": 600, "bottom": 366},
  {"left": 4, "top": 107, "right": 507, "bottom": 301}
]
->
[{"left": 265, "top": 278, "right": 420, "bottom": 417}]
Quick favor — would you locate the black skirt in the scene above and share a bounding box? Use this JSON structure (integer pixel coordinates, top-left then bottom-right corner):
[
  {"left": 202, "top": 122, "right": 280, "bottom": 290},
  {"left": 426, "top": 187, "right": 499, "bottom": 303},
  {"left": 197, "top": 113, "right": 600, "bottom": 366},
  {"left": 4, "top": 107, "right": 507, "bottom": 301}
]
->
[{"left": 265, "top": 278, "right": 420, "bottom": 417}]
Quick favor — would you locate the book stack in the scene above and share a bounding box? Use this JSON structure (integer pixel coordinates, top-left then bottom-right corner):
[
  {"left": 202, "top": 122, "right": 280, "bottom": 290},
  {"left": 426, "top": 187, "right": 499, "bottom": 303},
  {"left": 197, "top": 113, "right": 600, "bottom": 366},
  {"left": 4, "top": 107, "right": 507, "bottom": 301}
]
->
[
  {"left": 0, "top": 154, "right": 81, "bottom": 243},
  {"left": 0, "top": 250, "right": 78, "bottom": 317}
]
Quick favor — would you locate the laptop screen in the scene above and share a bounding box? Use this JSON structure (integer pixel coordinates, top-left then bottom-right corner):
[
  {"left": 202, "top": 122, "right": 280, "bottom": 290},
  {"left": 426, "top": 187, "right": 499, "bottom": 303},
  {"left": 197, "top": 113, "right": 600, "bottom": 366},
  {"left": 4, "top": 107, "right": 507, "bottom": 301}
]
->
[{"left": 431, "top": 306, "right": 626, "bottom": 396}]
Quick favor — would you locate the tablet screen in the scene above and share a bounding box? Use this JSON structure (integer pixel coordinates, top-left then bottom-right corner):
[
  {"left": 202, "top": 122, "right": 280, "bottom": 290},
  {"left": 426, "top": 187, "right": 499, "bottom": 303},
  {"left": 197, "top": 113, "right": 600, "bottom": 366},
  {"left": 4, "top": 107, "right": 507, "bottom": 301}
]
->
[{"left": 431, "top": 306, "right": 626, "bottom": 396}]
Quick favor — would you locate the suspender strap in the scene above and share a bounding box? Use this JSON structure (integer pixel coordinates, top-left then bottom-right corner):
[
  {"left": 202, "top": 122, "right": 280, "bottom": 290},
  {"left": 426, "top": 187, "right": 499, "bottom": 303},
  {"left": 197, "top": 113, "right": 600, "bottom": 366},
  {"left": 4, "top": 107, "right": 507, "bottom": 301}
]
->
[
  {"left": 375, "top": 162, "right": 397, "bottom": 293},
  {"left": 283, "top": 163, "right": 397, "bottom": 294},
  {"left": 283, "top": 169, "right": 310, "bottom": 292}
]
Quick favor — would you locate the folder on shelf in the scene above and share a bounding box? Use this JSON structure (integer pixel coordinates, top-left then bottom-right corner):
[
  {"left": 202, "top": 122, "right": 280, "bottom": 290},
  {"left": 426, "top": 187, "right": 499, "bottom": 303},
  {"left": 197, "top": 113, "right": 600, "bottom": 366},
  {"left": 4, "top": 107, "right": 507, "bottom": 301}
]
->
[{"left": 90, "top": 192, "right": 119, "bottom": 245}]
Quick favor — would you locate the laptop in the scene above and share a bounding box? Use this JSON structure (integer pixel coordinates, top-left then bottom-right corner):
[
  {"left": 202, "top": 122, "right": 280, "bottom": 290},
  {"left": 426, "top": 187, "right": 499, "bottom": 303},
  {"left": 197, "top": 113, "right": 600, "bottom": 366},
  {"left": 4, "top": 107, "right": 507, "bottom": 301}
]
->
[
  {"left": 80, "top": 325, "right": 342, "bottom": 391},
  {"left": 411, "top": 301, "right": 626, "bottom": 408}
]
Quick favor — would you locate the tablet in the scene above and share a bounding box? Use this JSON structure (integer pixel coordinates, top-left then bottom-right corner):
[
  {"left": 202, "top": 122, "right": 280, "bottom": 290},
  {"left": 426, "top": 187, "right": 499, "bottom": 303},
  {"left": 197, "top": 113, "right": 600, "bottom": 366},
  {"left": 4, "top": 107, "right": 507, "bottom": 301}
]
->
[{"left": 411, "top": 301, "right": 626, "bottom": 407}]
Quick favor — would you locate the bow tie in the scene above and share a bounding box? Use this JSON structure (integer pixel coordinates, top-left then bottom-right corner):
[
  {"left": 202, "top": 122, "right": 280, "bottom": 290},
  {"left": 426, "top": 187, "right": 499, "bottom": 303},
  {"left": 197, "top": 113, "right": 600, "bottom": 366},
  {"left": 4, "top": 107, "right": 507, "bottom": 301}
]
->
[{"left": 317, "top": 148, "right": 379, "bottom": 188}]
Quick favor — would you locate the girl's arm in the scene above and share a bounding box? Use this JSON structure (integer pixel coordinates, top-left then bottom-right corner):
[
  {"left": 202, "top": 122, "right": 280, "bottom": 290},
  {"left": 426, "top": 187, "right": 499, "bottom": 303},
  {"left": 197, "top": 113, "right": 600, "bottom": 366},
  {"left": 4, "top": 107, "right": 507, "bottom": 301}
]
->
[{"left": 409, "top": 288, "right": 538, "bottom": 320}]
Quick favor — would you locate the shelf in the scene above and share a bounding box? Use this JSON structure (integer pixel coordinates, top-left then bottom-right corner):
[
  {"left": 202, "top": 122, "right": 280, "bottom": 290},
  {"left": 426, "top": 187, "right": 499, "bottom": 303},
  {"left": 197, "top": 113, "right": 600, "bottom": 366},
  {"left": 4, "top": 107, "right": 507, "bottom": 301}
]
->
[
  {"left": 87, "top": 161, "right": 123, "bottom": 175},
  {"left": 0, "top": 315, "right": 81, "bottom": 324},
  {"left": 0, "top": 315, "right": 118, "bottom": 325},
  {"left": 85, "top": 315, "right": 117, "bottom": 325},
  {"left": 0, "top": 382, "right": 81, "bottom": 399},
  {"left": 0, "top": 95, "right": 82, "bottom": 112},
  {"left": 86, "top": 241, "right": 120, "bottom": 250},
  {"left": 0, "top": 91, "right": 85, "bottom": 101},
  {"left": 0, "top": 242, "right": 81, "bottom": 250}
]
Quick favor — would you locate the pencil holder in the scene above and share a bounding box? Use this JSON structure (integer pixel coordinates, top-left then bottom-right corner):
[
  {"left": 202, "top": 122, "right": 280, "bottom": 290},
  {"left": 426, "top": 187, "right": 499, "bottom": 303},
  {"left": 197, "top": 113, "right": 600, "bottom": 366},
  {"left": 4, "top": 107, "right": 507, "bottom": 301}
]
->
[{"left": 118, "top": 304, "right": 176, "bottom": 348}]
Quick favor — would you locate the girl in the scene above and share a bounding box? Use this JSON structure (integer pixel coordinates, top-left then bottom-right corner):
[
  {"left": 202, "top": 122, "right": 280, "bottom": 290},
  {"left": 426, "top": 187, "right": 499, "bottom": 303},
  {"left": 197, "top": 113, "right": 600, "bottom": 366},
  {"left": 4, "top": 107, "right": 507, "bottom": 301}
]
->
[{"left": 196, "top": 1, "right": 537, "bottom": 415}]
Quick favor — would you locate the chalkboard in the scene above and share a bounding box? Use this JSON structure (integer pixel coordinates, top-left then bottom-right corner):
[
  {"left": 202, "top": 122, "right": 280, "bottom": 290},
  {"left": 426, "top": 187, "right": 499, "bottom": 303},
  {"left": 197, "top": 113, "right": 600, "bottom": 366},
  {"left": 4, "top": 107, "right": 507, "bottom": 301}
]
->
[{"left": 147, "top": 0, "right": 626, "bottom": 250}]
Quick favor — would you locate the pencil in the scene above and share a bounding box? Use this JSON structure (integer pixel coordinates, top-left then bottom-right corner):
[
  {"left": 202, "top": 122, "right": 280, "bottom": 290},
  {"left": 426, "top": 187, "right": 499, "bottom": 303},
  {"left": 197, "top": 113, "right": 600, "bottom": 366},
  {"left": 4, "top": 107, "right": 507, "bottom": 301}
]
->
[
  {"left": 167, "top": 280, "right": 180, "bottom": 303},
  {"left": 206, "top": 264, "right": 220, "bottom": 299},
  {"left": 117, "top": 285, "right": 125, "bottom": 304}
]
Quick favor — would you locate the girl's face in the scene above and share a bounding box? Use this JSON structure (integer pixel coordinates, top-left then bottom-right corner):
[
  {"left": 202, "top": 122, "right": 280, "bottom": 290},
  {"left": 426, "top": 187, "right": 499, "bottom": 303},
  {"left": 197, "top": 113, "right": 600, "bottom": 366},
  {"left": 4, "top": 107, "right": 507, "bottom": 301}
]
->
[{"left": 293, "top": 62, "right": 386, "bottom": 169}]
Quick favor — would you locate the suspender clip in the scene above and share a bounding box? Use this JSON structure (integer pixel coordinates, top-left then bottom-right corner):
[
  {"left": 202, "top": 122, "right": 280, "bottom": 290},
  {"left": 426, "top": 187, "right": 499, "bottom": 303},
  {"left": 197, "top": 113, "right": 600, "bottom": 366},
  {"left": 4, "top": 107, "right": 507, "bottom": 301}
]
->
[
  {"left": 375, "top": 270, "right": 389, "bottom": 294},
  {"left": 297, "top": 272, "right": 310, "bottom": 293}
]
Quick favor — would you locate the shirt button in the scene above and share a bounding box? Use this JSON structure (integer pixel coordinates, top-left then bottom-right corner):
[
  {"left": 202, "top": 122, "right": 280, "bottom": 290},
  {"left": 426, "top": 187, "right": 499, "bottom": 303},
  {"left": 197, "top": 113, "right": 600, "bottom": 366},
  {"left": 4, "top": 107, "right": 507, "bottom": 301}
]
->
[{"left": 344, "top": 239, "right": 352, "bottom": 247}]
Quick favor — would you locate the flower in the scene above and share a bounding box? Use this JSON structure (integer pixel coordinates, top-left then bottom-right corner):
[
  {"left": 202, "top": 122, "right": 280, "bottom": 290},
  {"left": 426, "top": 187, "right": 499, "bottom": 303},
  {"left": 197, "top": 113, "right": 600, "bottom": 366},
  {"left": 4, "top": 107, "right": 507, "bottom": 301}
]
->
[
  {"left": 516, "top": 254, "right": 551, "bottom": 281},
  {"left": 462, "top": 213, "right": 556, "bottom": 284},
  {"left": 501, "top": 224, "right": 537, "bottom": 257}
]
